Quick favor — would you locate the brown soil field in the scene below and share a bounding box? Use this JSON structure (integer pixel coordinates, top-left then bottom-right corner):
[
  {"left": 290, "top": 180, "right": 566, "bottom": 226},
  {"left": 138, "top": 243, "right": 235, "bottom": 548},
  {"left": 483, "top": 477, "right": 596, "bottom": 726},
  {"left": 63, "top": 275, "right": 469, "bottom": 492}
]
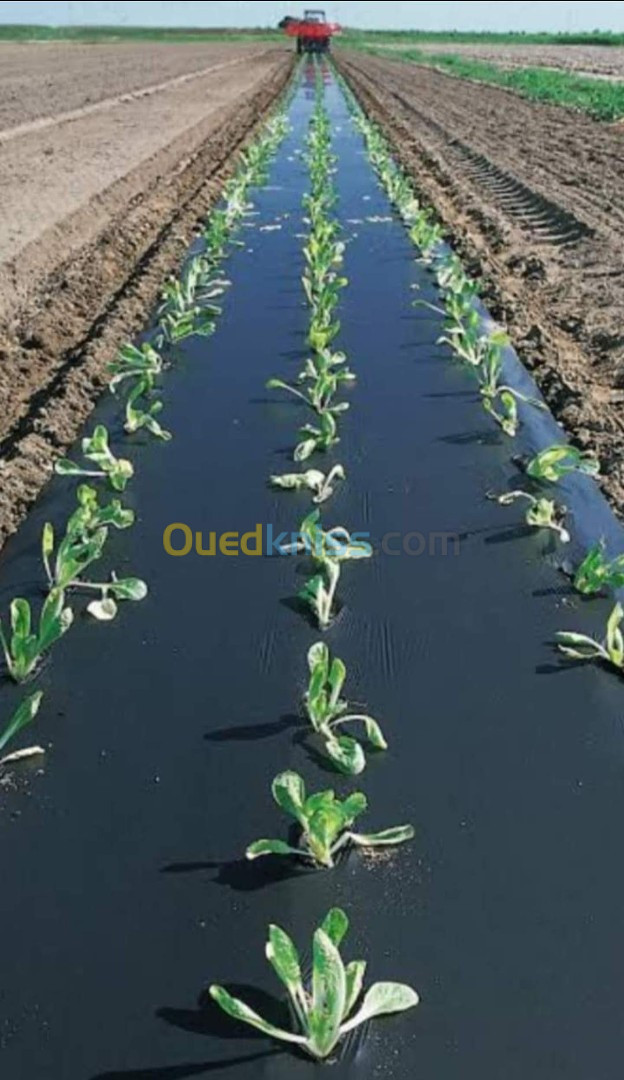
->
[
  {"left": 337, "top": 50, "right": 624, "bottom": 516},
  {"left": 0, "top": 41, "right": 277, "bottom": 129},
  {"left": 0, "top": 42, "right": 292, "bottom": 550},
  {"left": 383, "top": 41, "right": 624, "bottom": 81}
]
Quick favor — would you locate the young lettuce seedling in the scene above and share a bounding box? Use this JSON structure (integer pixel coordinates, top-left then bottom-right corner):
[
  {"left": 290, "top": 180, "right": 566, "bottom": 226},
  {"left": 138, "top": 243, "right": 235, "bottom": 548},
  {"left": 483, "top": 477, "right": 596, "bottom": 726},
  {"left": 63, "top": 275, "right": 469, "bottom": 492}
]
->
[
  {"left": 303, "top": 226, "right": 344, "bottom": 281},
  {"left": 41, "top": 486, "right": 145, "bottom": 620},
  {"left": 295, "top": 411, "right": 340, "bottom": 463},
  {"left": 210, "top": 907, "right": 418, "bottom": 1060},
  {"left": 108, "top": 343, "right": 171, "bottom": 441},
  {"left": 410, "top": 213, "right": 444, "bottom": 261},
  {"left": 308, "top": 311, "right": 342, "bottom": 353},
  {"left": 303, "top": 231, "right": 345, "bottom": 288},
  {"left": 299, "top": 348, "right": 355, "bottom": 386},
  {"left": 202, "top": 208, "right": 236, "bottom": 264},
  {"left": 266, "top": 372, "right": 348, "bottom": 417},
  {"left": 573, "top": 541, "right": 624, "bottom": 596},
  {"left": 303, "top": 641, "right": 387, "bottom": 774},
  {"left": 526, "top": 444, "right": 600, "bottom": 484},
  {"left": 305, "top": 275, "right": 347, "bottom": 325},
  {"left": 42, "top": 533, "right": 146, "bottom": 621},
  {"left": 247, "top": 771, "right": 413, "bottom": 868},
  {"left": 490, "top": 490, "right": 570, "bottom": 543},
  {"left": 79, "top": 574, "right": 148, "bottom": 622},
  {"left": 0, "top": 691, "right": 44, "bottom": 763},
  {"left": 478, "top": 347, "right": 546, "bottom": 436},
  {"left": 438, "top": 322, "right": 508, "bottom": 369},
  {"left": 435, "top": 254, "right": 478, "bottom": 298},
  {"left": 0, "top": 591, "right": 73, "bottom": 683},
  {"left": 557, "top": 603, "right": 624, "bottom": 673},
  {"left": 42, "top": 485, "right": 134, "bottom": 590},
  {"left": 157, "top": 257, "right": 230, "bottom": 343},
  {"left": 270, "top": 465, "right": 345, "bottom": 505},
  {"left": 108, "top": 342, "right": 164, "bottom": 393},
  {"left": 55, "top": 426, "right": 134, "bottom": 492},
  {"left": 123, "top": 378, "right": 172, "bottom": 441},
  {"left": 444, "top": 294, "right": 481, "bottom": 333},
  {"left": 281, "top": 510, "right": 371, "bottom": 631}
]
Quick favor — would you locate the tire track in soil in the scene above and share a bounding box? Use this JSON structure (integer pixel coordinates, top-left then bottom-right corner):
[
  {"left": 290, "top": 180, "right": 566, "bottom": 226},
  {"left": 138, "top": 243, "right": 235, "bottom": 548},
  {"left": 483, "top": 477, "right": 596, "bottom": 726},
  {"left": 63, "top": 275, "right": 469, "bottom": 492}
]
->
[
  {"left": 365, "top": 77, "right": 594, "bottom": 247},
  {"left": 336, "top": 50, "right": 624, "bottom": 519}
]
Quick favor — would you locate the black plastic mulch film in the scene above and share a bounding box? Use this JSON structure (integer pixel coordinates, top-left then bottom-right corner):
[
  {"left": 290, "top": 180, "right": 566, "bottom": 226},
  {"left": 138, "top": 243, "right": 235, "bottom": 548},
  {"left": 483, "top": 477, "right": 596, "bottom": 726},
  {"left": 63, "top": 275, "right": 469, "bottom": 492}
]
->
[{"left": 1, "top": 62, "right": 624, "bottom": 1080}]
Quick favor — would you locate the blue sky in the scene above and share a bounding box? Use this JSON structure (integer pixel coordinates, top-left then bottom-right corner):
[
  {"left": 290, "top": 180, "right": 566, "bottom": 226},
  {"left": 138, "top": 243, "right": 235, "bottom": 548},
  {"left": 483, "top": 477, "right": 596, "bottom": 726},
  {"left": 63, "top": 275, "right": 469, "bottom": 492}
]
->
[{"left": 1, "top": 1, "right": 624, "bottom": 31}]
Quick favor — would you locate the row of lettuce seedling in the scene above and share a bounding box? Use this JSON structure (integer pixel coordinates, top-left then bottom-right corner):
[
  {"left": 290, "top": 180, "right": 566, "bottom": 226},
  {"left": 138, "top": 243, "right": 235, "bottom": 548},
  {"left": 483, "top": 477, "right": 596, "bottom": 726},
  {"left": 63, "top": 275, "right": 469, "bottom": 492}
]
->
[
  {"left": 0, "top": 97, "right": 292, "bottom": 763},
  {"left": 335, "top": 67, "right": 624, "bottom": 676},
  {"left": 208, "top": 66, "right": 419, "bottom": 1060}
]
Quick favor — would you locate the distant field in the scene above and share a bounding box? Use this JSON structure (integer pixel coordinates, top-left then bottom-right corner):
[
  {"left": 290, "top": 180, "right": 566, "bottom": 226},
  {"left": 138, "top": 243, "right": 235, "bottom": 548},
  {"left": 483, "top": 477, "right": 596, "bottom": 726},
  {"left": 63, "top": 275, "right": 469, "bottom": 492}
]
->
[
  {"left": 3, "top": 25, "right": 624, "bottom": 47},
  {"left": 0, "top": 23, "right": 281, "bottom": 42},
  {"left": 342, "top": 30, "right": 624, "bottom": 47},
  {"left": 411, "top": 42, "right": 624, "bottom": 80},
  {"left": 346, "top": 42, "right": 624, "bottom": 121}
]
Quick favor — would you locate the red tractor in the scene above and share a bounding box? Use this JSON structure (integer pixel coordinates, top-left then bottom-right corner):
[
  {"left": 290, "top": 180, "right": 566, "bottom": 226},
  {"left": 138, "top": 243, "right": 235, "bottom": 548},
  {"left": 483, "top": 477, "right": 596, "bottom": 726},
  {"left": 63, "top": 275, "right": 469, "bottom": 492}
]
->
[{"left": 280, "top": 10, "right": 340, "bottom": 54}]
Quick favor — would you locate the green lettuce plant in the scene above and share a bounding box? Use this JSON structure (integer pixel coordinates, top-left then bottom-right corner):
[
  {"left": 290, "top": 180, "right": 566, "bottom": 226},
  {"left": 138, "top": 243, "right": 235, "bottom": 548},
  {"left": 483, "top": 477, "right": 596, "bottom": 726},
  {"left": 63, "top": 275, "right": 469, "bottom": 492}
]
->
[
  {"left": 573, "top": 542, "right": 624, "bottom": 596},
  {"left": 557, "top": 603, "right": 624, "bottom": 672},
  {"left": 78, "top": 574, "right": 148, "bottom": 622},
  {"left": 308, "top": 310, "right": 341, "bottom": 353},
  {"left": 299, "top": 348, "right": 355, "bottom": 386},
  {"left": 123, "top": 378, "right": 172, "bottom": 441},
  {"left": 478, "top": 349, "right": 546, "bottom": 437},
  {"left": 491, "top": 490, "right": 570, "bottom": 543},
  {"left": 202, "top": 208, "right": 235, "bottom": 264},
  {"left": 409, "top": 212, "right": 444, "bottom": 261},
  {"left": 210, "top": 907, "right": 418, "bottom": 1060},
  {"left": 270, "top": 465, "right": 345, "bottom": 505},
  {"left": 281, "top": 511, "right": 371, "bottom": 630},
  {"left": 199, "top": 110, "right": 289, "bottom": 265},
  {"left": 108, "top": 342, "right": 164, "bottom": 392},
  {"left": 438, "top": 323, "right": 509, "bottom": 369},
  {"left": 304, "top": 641, "right": 387, "bottom": 774},
  {"left": 0, "top": 591, "right": 73, "bottom": 683},
  {"left": 55, "top": 425, "right": 134, "bottom": 492},
  {"left": 41, "top": 486, "right": 145, "bottom": 620},
  {"left": 295, "top": 411, "right": 340, "bottom": 462},
  {"left": 435, "top": 253, "right": 477, "bottom": 297},
  {"left": 0, "top": 691, "right": 44, "bottom": 761},
  {"left": 107, "top": 343, "right": 171, "bottom": 440},
  {"left": 526, "top": 444, "right": 600, "bottom": 483},
  {"left": 158, "top": 260, "right": 229, "bottom": 344},
  {"left": 42, "top": 485, "right": 134, "bottom": 590},
  {"left": 247, "top": 771, "right": 413, "bottom": 867},
  {"left": 266, "top": 372, "right": 348, "bottom": 417}
]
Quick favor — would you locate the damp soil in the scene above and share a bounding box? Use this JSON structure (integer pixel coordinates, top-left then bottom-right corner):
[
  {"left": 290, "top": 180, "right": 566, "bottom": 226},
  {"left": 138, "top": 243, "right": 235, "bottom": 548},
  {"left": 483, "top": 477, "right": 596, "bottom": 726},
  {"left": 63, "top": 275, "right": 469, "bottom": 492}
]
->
[
  {"left": 1, "top": 67, "right": 624, "bottom": 1080},
  {"left": 335, "top": 49, "right": 624, "bottom": 520}
]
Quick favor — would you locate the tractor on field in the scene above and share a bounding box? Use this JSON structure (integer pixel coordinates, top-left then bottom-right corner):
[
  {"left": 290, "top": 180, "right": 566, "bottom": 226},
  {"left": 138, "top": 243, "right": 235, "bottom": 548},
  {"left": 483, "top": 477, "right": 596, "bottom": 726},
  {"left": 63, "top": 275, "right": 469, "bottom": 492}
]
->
[{"left": 279, "top": 10, "right": 340, "bottom": 54}]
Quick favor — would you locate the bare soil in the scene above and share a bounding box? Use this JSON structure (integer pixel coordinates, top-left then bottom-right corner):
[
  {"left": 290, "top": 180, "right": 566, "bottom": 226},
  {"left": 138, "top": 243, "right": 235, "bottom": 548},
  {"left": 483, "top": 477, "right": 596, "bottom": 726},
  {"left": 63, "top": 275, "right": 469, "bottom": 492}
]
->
[
  {"left": 415, "top": 41, "right": 624, "bottom": 82},
  {"left": 0, "top": 43, "right": 292, "bottom": 550},
  {"left": 337, "top": 50, "right": 624, "bottom": 517},
  {"left": 0, "top": 41, "right": 272, "bottom": 129}
]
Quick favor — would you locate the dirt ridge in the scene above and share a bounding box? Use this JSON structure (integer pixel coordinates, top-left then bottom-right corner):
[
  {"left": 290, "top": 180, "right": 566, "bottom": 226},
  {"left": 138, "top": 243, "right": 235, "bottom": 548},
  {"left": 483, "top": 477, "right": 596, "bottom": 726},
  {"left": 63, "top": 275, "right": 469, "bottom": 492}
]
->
[{"left": 0, "top": 54, "right": 293, "bottom": 550}]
